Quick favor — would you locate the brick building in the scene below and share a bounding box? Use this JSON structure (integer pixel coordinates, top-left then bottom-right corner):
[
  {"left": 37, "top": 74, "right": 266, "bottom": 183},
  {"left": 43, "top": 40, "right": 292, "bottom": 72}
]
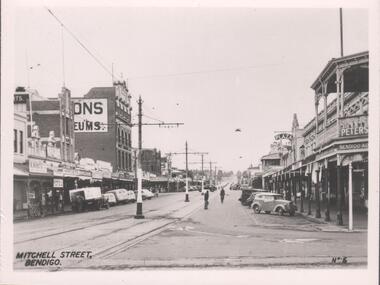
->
[
  {"left": 140, "top": 148, "right": 162, "bottom": 176},
  {"left": 73, "top": 80, "right": 133, "bottom": 173},
  {"left": 31, "top": 87, "right": 75, "bottom": 163}
]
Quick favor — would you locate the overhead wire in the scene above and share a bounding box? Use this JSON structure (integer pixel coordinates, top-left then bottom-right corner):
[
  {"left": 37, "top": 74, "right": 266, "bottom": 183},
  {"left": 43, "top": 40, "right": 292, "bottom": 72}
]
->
[
  {"left": 45, "top": 7, "right": 119, "bottom": 81},
  {"left": 127, "top": 62, "right": 282, "bottom": 80}
]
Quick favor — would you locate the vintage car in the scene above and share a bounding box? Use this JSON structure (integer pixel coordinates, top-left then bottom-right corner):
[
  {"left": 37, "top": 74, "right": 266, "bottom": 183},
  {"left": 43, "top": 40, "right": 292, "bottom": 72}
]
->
[
  {"left": 245, "top": 191, "right": 268, "bottom": 207},
  {"left": 69, "top": 187, "right": 109, "bottom": 212},
  {"left": 251, "top": 193, "right": 297, "bottom": 216},
  {"left": 239, "top": 188, "right": 266, "bottom": 206},
  {"left": 103, "top": 192, "right": 117, "bottom": 206},
  {"left": 126, "top": 190, "right": 136, "bottom": 202},
  {"left": 107, "top": 189, "right": 131, "bottom": 204},
  {"left": 133, "top": 189, "right": 154, "bottom": 200},
  {"left": 142, "top": 189, "right": 154, "bottom": 200}
]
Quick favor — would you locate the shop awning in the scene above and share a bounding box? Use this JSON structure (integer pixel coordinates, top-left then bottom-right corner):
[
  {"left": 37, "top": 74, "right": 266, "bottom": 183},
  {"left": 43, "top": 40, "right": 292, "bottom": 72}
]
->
[{"left": 14, "top": 163, "right": 29, "bottom": 177}]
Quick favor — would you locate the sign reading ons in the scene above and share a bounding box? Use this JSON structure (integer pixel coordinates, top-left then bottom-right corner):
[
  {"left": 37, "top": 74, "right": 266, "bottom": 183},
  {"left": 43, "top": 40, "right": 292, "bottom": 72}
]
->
[{"left": 73, "top": 99, "right": 108, "bottom": 132}]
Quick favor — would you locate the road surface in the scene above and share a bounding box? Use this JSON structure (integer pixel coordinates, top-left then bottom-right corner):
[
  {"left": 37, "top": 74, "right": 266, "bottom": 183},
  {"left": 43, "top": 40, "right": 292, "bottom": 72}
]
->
[{"left": 14, "top": 185, "right": 367, "bottom": 270}]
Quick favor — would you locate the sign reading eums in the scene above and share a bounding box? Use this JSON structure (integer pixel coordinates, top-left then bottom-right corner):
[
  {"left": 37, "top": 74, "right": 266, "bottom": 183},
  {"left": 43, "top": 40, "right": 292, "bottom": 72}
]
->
[{"left": 73, "top": 99, "right": 108, "bottom": 132}]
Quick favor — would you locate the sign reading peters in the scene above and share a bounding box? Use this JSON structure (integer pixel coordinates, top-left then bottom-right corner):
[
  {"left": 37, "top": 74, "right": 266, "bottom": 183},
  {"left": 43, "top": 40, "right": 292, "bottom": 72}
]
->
[
  {"left": 73, "top": 99, "right": 108, "bottom": 132},
  {"left": 339, "top": 115, "right": 368, "bottom": 138}
]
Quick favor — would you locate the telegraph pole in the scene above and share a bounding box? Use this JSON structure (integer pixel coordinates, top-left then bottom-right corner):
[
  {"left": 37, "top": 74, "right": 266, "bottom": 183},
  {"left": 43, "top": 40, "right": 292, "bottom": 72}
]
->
[
  {"left": 339, "top": 8, "right": 344, "bottom": 57},
  {"left": 133, "top": 96, "right": 183, "bottom": 219},
  {"left": 135, "top": 96, "right": 144, "bottom": 219},
  {"left": 185, "top": 141, "right": 189, "bottom": 202},
  {"left": 166, "top": 154, "right": 171, "bottom": 193},
  {"left": 166, "top": 147, "right": 208, "bottom": 201},
  {"left": 215, "top": 166, "right": 217, "bottom": 185},
  {"left": 209, "top": 161, "right": 212, "bottom": 185}
]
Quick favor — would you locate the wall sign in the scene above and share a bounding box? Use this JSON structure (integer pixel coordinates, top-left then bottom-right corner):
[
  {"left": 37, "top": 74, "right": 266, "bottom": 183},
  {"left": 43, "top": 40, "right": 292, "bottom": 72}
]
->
[
  {"left": 29, "top": 158, "right": 47, "bottom": 174},
  {"left": 339, "top": 115, "right": 368, "bottom": 138},
  {"left": 338, "top": 142, "right": 368, "bottom": 151},
  {"left": 73, "top": 99, "right": 108, "bottom": 132},
  {"left": 274, "top": 132, "right": 293, "bottom": 141},
  {"left": 53, "top": 178, "right": 63, "bottom": 188},
  {"left": 14, "top": 94, "right": 29, "bottom": 104}
]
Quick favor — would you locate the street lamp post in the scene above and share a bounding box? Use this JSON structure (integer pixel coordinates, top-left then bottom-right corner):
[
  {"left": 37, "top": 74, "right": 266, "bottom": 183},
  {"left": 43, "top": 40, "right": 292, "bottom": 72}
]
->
[{"left": 135, "top": 96, "right": 144, "bottom": 219}]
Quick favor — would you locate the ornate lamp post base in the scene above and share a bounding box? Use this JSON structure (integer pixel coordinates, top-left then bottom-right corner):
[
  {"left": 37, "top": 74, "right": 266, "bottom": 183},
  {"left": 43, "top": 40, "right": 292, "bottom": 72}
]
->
[{"left": 134, "top": 202, "right": 145, "bottom": 219}]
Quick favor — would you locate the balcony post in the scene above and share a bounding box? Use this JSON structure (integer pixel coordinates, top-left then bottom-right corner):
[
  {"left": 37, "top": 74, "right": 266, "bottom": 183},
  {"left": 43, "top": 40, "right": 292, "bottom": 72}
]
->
[
  {"left": 323, "top": 83, "right": 328, "bottom": 129},
  {"left": 314, "top": 92, "right": 319, "bottom": 135},
  {"left": 315, "top": 167, "right": 321, "bottom": 218},
  {"left": 336, "top": 154, "right": 343, "bottom": 225},
  {"left": 300, "top": 170, "right": 304, "bottom": 213},
  {"left": 324, "top": 159, "right": 331, "bottom": 221},
  {"left": 307, "top": 171, "right": 312, "bottom": 216}
]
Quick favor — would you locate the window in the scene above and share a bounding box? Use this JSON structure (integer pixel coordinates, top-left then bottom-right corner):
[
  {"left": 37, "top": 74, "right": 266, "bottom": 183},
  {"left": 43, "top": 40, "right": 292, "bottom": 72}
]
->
[
  {"left": 118, "top": 150, "right": 121, "bottom": 169},
  {"left": 14, "top": 129, "right": 18, "bottom": 153},
  {"left": 122, "top": 152, "right": 125, "bottom": 169},
  {"left": 118, "top": 128, "right": 121, "bottom": 143},
  {"left": 19, "top": 130, "right": 23, "bottom": 154}
]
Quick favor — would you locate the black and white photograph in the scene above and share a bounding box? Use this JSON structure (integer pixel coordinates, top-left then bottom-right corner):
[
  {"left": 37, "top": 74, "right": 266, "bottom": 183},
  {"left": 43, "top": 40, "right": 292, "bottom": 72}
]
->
[{"left": 1, "top": 0, "right": 379, "bottom": 284}]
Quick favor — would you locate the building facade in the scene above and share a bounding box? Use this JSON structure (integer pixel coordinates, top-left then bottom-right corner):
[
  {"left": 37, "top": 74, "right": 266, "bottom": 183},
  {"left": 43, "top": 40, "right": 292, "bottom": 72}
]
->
[
  {"left": 140, "top": 148, "right": 162, "bottom": 176},
  {"left": 260, "top": 51, "right": 369, "bottom": 226},
  {"left": 73, "top": 80, "right": 133, "bottom": 173},
  {"left": 13, "top": 87, "right": 75, "bottom": 218}
]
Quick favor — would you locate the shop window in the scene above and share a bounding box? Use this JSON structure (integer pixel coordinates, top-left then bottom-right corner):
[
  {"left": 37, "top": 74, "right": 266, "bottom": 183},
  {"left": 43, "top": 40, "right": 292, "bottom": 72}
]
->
[
  {"left": 14, "top": 129, "right": 18, "bottom": 153},
  {"left": 19, "top": 130, "right": 23, "bottom": 154}
]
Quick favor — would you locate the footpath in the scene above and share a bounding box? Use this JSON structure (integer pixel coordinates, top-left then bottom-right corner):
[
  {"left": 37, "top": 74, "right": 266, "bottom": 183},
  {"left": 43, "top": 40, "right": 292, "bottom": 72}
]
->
[{"left": 295, "top": 199, "right": 367, "bottom": 233}]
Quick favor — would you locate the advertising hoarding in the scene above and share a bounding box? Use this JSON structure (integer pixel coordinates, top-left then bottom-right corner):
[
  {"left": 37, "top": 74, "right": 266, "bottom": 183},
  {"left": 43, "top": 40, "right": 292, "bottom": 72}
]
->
[{"left": 73, "top": 99, "right": 108, "bottom": 132}]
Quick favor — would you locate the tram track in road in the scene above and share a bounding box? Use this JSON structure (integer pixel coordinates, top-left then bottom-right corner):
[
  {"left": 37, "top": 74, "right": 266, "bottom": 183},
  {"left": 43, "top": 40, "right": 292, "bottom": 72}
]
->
[
  {"left": 14, "top": 194, "right": 189, "bottom": 245},
  {"left": 87, "top": 194, "right": 216, "bottom": 260}
]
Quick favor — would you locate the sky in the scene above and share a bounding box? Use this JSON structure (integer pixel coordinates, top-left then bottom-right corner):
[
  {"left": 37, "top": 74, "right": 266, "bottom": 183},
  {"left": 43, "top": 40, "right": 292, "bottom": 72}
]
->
[{"left": 14, "top": 7, "right": 368, "bottom": 172}]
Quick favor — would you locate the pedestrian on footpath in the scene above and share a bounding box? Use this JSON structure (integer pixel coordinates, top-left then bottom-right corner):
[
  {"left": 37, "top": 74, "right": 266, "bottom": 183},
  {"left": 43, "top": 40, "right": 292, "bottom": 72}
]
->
[
  {"left": 59, "top": 191, "right": 64, "bottom": 213},
  {"left": 220, "top": 187, "right": 225, "bottom": 204},
  {"left": 204, "top": 189, "right": 209, "bottom": 210},
  {"left": 40, "top": 192, "right": 46, "bottom": 217}
]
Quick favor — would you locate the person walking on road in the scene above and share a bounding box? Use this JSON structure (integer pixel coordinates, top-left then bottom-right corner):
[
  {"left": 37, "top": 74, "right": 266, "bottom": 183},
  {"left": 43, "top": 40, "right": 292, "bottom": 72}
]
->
[
  {"left": 220, "top": 187, "right": 225, "bottom": 204},
  {"left": 204, "top": 189, "right": 209, "bottom": 209}
]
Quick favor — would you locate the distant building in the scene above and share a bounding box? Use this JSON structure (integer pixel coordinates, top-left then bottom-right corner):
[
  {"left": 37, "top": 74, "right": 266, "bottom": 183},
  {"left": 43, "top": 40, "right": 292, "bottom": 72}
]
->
[
  {"left": 140, "top": 148, "right": 162, "bottom": 176},
  {"left": 73, "top": 80, "right": 132, "bottom": 173}
]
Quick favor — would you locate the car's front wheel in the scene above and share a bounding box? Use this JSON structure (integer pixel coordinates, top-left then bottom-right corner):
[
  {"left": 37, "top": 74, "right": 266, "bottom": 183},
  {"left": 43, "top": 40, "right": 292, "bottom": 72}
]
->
[{"left": 253, "top": 205, "right": 260, "bottom": 214}]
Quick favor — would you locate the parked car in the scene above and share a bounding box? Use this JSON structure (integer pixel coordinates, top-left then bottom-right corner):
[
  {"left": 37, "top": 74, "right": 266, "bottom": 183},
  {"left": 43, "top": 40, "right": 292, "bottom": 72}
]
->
[
  {"left": 239, "top": 189, "right": 265, "bottom": 206},
  {"left": 126, "top": 190, "right": 136, "bottom": 202},
  {"left": 142, "top": 189, "right": 154, "bottom": 200},
  {"left": 107, "top": 189, "right": 129, "bottom": 204},
  {"left": 70, "top": 187, "right": 109, "bottom": 212},
  {"left": 230, "top": 183, "right": 240, "bottom": 190},
  {"left": 251, "top": 193, "right": 297, "bottom": 216},
  {"left": 103, "top": 192, "right": 117, "bottom": 206},
  {"left": 246, "top": 191, "right": 268, "bottom": 207}
]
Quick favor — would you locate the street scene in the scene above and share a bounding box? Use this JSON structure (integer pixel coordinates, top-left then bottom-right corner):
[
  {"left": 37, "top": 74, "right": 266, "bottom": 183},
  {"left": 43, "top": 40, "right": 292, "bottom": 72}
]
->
[
  {"left": 12, "top": 6, "right": 369, "bottom": 270},
  {"left": 14, "top": 183, "right": 366, "bottom": 269}
]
